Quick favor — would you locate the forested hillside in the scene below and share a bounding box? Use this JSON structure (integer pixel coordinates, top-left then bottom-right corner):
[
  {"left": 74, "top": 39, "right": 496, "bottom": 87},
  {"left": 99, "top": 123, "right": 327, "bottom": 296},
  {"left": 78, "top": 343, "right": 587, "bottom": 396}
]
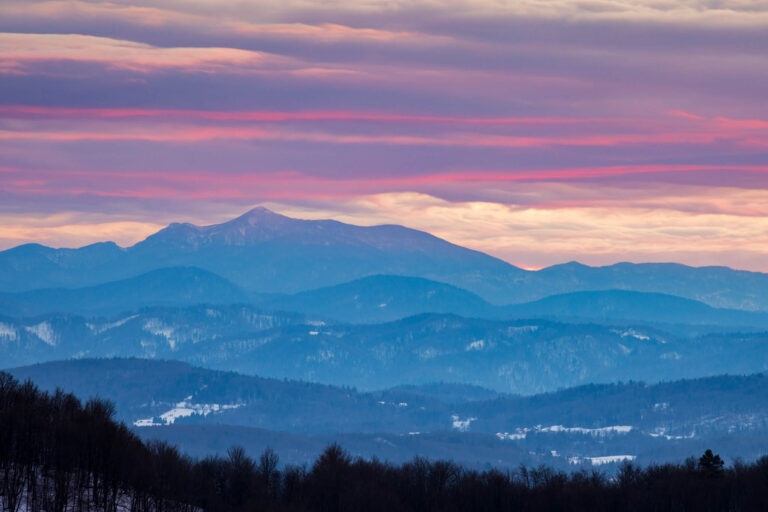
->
[{"left": 3, "top": 372, "right": 768, "bottom": 512}]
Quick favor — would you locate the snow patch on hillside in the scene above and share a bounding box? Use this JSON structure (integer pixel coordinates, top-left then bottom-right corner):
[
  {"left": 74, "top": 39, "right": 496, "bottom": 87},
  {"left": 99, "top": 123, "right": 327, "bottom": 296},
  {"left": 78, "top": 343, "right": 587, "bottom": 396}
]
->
[
  {"left": 0, "top": 322, "right": 17, "bottom": 341},
  {"left": 496, "top": 431, "right": 527, "bottom": 440},
  {"left": 451, "top": 415, "right": 477, "bottom": 432},
  {"left": 506, "top": 325, "right": 539, "bottom": 335},
  {"left": 496, "top": 425, "right": 633, "bottom": 440},
  {"left": 143, "top": 319, "right": 177, "bottom": 349},
  {"left": 649, "top": 427, "right": 694, "bottom": 440},
  {"left": 569, "top": 455, "right": 636, "bottom": 466},
  {"left": 541, "top": 425, "right": 633, "bottom": 435},
  {"left": 466, "top": 339, "right": 485, "bottom": 351},
  {"left": 87, "top": 315, "right": 138, "bottom": 334},
  {"left": 613, "top": 329, "right": 650, "bottom": 341},
  {"left": 133, "top": 395, "right": 244, "bottom": 427},
  {"left": 24, "top": 322, "right": 56, "bottom": 346}
]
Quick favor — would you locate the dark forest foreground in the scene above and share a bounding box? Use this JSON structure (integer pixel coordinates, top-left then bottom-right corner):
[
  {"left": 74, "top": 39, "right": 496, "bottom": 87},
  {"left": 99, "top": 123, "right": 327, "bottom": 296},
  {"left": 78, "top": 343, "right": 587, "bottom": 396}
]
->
[{"left": 2, "top": 371, "right": 768, "bottom": 512}]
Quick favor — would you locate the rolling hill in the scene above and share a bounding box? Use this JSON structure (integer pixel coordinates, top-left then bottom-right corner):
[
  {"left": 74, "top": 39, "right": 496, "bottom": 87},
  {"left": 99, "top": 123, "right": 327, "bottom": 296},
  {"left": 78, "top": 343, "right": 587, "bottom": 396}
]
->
[
  {"left": 0, "top": 266, "right": 248, "bottom": 317},
  {"left": 4, "top": 307, "right": 768, "bottom": 393},
  {"left": 9, "top": 359, "right": 768, "bottom": 469},
  {"left": 260, "top": 274, "right": 493, "bottom": 323},
  {"left": 502, "top": 289, "right": 768, "bottom": 330}
]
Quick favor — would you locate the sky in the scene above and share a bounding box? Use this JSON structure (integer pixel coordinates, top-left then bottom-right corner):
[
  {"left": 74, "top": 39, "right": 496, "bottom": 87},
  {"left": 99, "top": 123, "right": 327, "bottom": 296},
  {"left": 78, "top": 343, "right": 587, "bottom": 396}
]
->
[{"left": 1, "top": 0, "right": 768, "bottom": 270}]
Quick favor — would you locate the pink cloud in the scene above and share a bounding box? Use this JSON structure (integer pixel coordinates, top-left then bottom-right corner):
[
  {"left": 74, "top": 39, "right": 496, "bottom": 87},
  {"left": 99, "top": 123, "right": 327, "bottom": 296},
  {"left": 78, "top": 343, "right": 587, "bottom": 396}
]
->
[
  {"left": 6, "top": 164, "right": 768, "bottom": 202},
  {"left": 0, "top": 105, "right": 606, "bottom": 126},
  {"left": 4, "top": 106, "right": 765, "bottom": 151},
  {"left": 3, "top": 124, "right": 763, "bottom": 148},
  {"left": 714, "top": 117, "right": 768, "bottom": 129},
  {"left": 667, "top": 110, "right": 703, "bottom": 120}
]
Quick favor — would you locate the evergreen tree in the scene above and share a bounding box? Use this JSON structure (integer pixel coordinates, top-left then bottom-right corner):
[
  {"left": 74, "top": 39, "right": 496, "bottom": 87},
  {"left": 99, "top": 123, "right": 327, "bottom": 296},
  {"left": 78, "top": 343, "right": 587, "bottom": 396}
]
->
[{"left": 699, "top": 449, "right": 725, "bottom": 476}]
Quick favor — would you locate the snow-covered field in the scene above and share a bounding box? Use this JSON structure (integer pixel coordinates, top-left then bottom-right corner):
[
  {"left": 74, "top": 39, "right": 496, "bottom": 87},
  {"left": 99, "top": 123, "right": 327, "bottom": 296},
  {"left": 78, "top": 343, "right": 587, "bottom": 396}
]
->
[{"left": 134, "top": 395, "right": 244, "bottom": 426}]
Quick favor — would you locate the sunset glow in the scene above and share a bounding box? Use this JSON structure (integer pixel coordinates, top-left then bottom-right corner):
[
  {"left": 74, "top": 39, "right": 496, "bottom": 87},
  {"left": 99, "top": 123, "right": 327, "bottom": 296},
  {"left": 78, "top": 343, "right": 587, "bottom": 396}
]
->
[{"left": 2, "top": 0, "right": 767, "bottom": 270}]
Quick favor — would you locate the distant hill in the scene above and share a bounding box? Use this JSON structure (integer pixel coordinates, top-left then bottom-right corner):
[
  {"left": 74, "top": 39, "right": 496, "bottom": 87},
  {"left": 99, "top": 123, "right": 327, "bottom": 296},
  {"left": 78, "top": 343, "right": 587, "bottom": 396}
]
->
[
  {"left": 4, "top": 207, "right": 768, "bottom": 309},
  {"left": 261, "top": 280, "right": 768, "bottom": 329},
  {"left": 5, "top": 307, "right": 768, "bottom": 393},
  {"left": 7, "top": 358, "right": 440, "bottom": 435},
  {"left": 5, "top": 267, "right": 768, "bottom": 331},
  {"left": 10, "top": 359, "right": 768, "bottom": 469},
  {"left": 502, "top": 289, "right": 768, "bottom": 329},
  {"left": 174, "top": 313, "right": 768, "bottom": 393},
  {"left": 261, "top": 275, "right": 493, "bottom": 323},
  {"left": 375, "top": 382, "right": 502, "bottom": 405},
  {"left": 0, "top": 305, "right": 307, "bottom": 368},
  {"left": 0, "top": 266, "right": 248, "bottom": 317},
  {"left": 516, "top": 261, "right": 768, "bottom": 311}
]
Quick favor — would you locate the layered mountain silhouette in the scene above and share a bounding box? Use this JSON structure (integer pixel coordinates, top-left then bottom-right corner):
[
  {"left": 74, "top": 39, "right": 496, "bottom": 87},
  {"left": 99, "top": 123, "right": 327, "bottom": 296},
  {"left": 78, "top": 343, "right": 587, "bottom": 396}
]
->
[
  {"left": 261, "top": 278, "right": 768, "bottom": 328},
  {"left": 0, "top": 267, "right": 248, "bottom": 317},
  {"left": 6, "top": 207, "right": 768, "bottom": 472},
  {"left": 3, "top": 207, "right": 768, "bottom": 309},
  {"left": 502, "top": 289, "right": 768, "bottom": 330},
  {"left": 5, "top": 305, "right": 768, "bottom": 393},
  {"left": 260, "top": 274, "right": 492, "bottom": 323},
  {"left": 0, "top": 208, "right": 521, "bottom": 303},
  {"left": 11, "top": 358, "right": 768, "bottom": 468},
  {"left": 4, "top": 268, "right": 768, "bottom": 331}
]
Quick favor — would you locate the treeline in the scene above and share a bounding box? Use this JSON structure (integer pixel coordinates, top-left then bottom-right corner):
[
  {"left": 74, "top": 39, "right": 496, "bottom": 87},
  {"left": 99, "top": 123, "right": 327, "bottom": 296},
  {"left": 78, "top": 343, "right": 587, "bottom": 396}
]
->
[{"left": 3, "top": 372, "right": 768, "bottom": 512}]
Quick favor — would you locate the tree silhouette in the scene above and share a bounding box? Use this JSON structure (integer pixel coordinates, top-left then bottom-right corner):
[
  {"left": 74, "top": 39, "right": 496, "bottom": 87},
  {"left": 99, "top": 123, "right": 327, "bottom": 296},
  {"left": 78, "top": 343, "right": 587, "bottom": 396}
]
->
[{"left": 699, "top": 449, "right": 725, "bottom": 477}]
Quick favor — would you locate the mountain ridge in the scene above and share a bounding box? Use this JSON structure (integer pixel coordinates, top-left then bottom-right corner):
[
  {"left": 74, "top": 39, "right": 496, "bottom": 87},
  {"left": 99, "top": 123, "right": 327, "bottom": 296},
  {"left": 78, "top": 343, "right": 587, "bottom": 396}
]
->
[
  {"left": 4, "top": 266, "right": 768, "bottom": 332},
  {"left": 5, "top": 304, "right": 768, "bottom": 394},
  {"left": 3, "top": 207, "right": 768, "bottom": 309},
  {"left": 0, "top": 207, "right": 524, "bottom": 302},
  {"left": 260, "top": 274, "right": 493, "bottom": 323},
  {"left": 10, "top": 358, "right": 768, "bottom": 468},
  {"left": 0, "top": 266, "right": 249, "bottom": 317}
]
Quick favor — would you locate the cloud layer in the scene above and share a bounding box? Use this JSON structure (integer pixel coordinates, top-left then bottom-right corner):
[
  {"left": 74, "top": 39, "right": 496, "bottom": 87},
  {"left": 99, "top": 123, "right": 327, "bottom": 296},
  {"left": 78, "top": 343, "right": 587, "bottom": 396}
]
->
[{"left": 1, "top": 0, "right": 767, "bottom": 270}]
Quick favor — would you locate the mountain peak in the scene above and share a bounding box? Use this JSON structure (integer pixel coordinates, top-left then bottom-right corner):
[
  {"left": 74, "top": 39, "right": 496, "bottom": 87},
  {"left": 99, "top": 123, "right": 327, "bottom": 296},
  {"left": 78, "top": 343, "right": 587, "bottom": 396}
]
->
[
  {"left": 229, "top": 206, "right": 290, "bottom": 227},
  {"left": 138, "top": 207, "right": 296, "bottom": 248},
  {"left": 125, "top": 208, "right": 523, "bottom": 302}
]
